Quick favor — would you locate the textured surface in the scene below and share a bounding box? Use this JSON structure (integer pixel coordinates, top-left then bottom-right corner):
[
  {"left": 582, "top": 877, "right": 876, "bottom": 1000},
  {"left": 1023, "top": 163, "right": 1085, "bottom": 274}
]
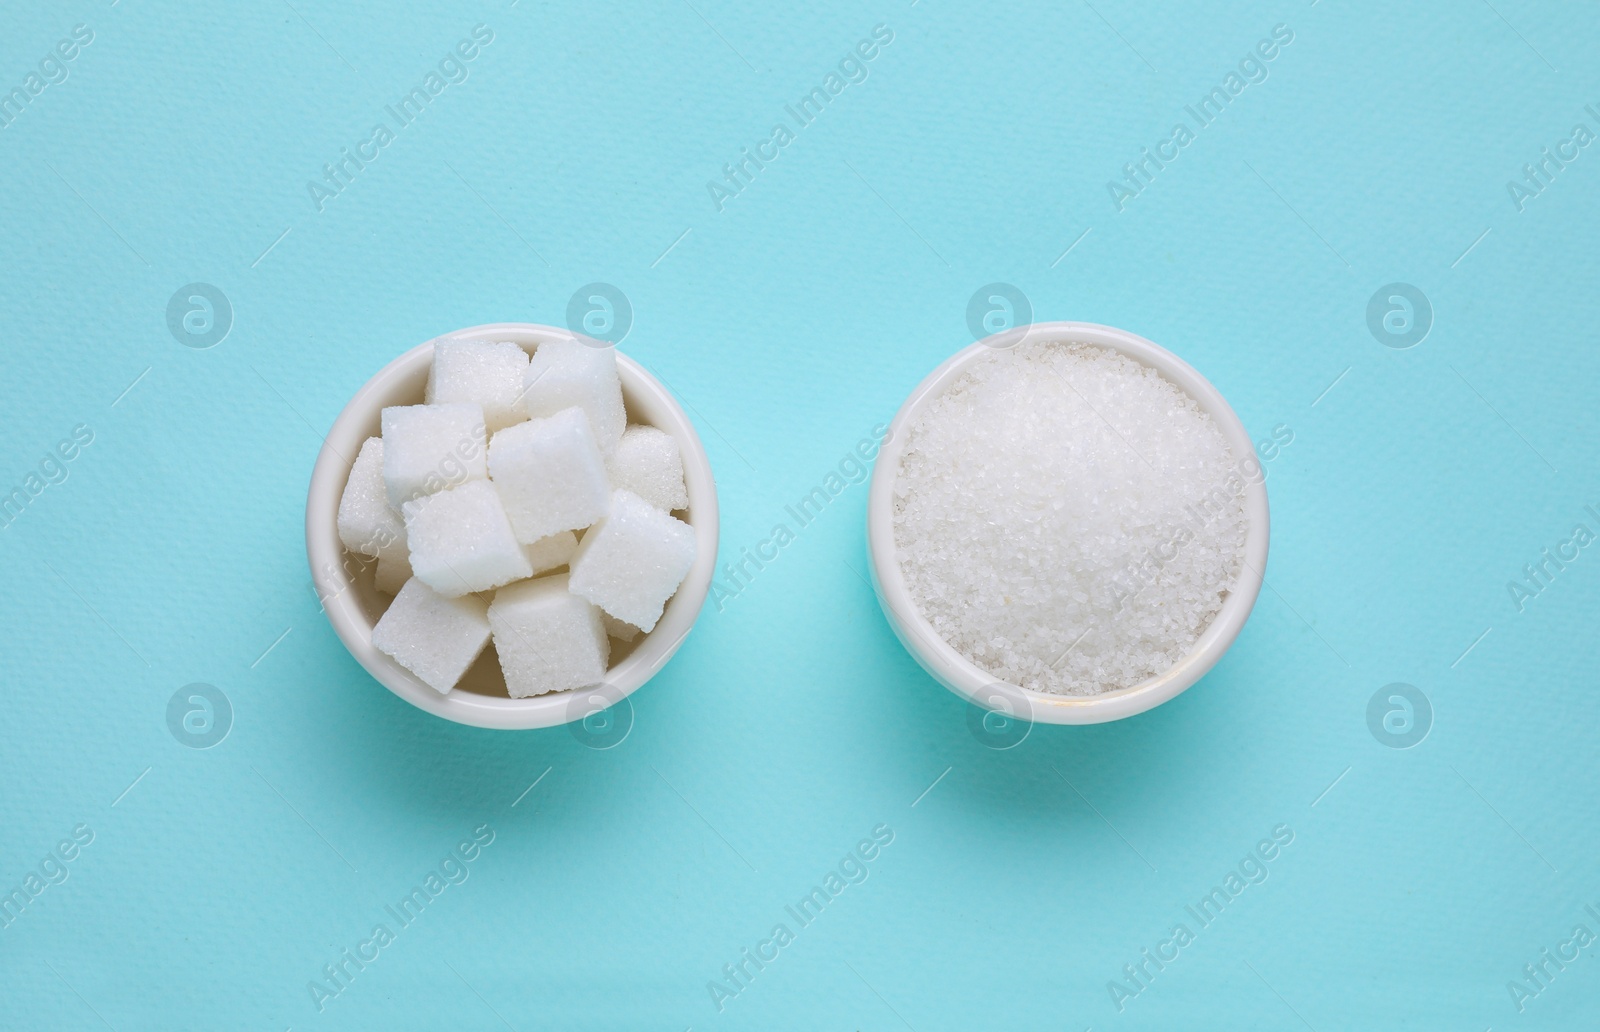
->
[
  {"left": 425, "top": 339, "right": 529, "bottom": 434},
  {"left": 2, "top": 2, "right": 1598, "bottom": 1029},
  {"left": 570, "top": 488, "right": 697, "bottom": 632},
  {"left": 602, "top": 611, "right": 643, "bottom": 643},
  {"left": 894, "top": 342, "right": 1248, "bottom": 694},
  {"left": 609, "top": 423, "right": 691, "bottom": 513},
  {"left": 520, "top": 337, "right": 626, "bottom": 452},
  {"left": 335, "top": 436, "right": 405, "bottom": 559},
  {"left": 485, "top": 405, "right": 611, "bottom": 543},
  {"left": 521, "top": 530, "right": 579, "bottom": 576},
  {"left": 401, "top": 479, "right": 531, "bottom": 596},
  {"left": 371, "top": 577, "right": 492, "bottom": 694},
  {"left": 486, "top": 574, "right": 610, "bottom": 698},
  {"left": 379, "top": 402, "right": 487, "bottom": 506}
]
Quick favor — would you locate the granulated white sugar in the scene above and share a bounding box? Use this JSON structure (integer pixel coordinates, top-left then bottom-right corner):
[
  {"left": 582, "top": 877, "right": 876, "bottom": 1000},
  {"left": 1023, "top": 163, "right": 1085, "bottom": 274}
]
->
[{"left": 893, "top": 341, "right": 1249, "bottom": 696}]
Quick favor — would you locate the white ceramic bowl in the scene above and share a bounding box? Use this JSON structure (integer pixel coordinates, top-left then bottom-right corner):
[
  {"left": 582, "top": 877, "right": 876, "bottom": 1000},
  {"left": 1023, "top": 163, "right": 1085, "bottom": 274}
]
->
[
  {"left": 866, "top": 321, "right": 1269, "bottom": 725},
  {"left": 306, "top": 322, "right": 719, "bottom": 730}
]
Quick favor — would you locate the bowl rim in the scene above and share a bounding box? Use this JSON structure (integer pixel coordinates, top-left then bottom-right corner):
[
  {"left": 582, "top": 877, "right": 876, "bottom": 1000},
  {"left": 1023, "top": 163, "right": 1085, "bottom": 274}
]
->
[
  {"left": 305, "top": 322, "right": 719, "bottom": 730},
  {"left": 865, "top": 321, "right": 1270, "bottom": 725}
]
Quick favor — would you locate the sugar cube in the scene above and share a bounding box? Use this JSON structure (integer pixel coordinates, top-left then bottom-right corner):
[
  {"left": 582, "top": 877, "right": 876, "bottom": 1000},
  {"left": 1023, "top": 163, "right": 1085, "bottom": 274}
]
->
[
  {"left": 338, "top": 437, "right": 406, "bottom": 558},
  {"left": 426, "top": 340, "right": 530, "bottom": 434},
  {"left": 375, "top": 548, "right": 412, "bottom": 595},
  {"left": 381, "top": 403, "right": 487, "bottom": 507},
  {"left": 488, "top": 574, "right": 609, "bottom": 698},
  {"left": 487, "top": 407, "right": 611, "bottom": 543},
  {"left": 607, "top": 425, "right": 689, "bottom": 513},
  {"left": 402, "top": 479, "right": 532, "bottom": 596},
  {"left": 601, "top": 612, "right": 641, "bottom": 642},
  {"left": 568, "top": 489, "right": 696, "bottom": 632},
  {"left": 520, "top": 338, "right": 625, "bottom": 453},
  {"left": 371, "top": 577, "right": 492, "bottom": 694},
  {"left": 524, "top": 531, "right": 579, "bottom": 575}
]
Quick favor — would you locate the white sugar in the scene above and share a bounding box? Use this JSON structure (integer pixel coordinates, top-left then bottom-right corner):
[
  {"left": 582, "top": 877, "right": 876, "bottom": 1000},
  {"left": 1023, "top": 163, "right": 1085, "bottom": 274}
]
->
[
  {"left": 893, "top": 341, "right": 1249, "bottom": 696},
  {"left": 337, "top": 437, "right": 405, "bottom": 559},
  {"left": 519, "top": 338, "right": 625, "bottom": 454},
  {"left": 487, "top": 406, "right": 610, "bottom": 543},
  {"left": 348, "top": 342, "right": 702, "bottom": 696},
  {"left": 488, "top": 574, "right": 609, "bottom": 698},
  {"left": 427, "top": 340, "right": 530, "bottom": 434},
  {"left": 607, "top": 425, "right": 689, "bottom": 513},
  {"left": 401, "top": 479, "right": 532, "bottom": 597},
  {"left": 372, "top": 577, "right": 492, "bottom": 694},
  {"left": 568, "top": 489, "right": 695, "bottom": 633},
  {"left": 601, "top": 612, "right": 641, "bottom": 642},
  {"left": 522, "top": 530, "right": 579, "bottom": 576},
  {"left": 381, "top": 403, "right": 487, "bottom": 507}
]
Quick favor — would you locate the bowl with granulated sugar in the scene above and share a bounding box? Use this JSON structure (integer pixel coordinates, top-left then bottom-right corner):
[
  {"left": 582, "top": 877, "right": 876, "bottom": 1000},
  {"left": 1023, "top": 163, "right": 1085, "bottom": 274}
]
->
[{"left": 866, "top": 322, "right": 1269, "bottom": 725}]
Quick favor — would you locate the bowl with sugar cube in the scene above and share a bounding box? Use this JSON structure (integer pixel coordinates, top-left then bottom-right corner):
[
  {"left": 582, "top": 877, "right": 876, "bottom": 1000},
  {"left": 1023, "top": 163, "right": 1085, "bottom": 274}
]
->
[{"left": 306, "top": 323, "right": 718, "bottom": 730}]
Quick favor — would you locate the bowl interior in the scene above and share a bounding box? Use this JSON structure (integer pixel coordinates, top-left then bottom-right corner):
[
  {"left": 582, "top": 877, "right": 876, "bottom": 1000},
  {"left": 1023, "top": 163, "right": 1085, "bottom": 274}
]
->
[
  {"left": 307, "top": 323, "right": 718, "bottom": 729},
  {"left": 866, "top": 322, "right": 1269, "bottom": 724}
]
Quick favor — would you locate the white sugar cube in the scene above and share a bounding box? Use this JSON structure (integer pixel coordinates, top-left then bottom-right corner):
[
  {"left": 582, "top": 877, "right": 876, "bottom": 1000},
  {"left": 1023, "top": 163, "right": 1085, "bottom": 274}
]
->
[
  {"left": 607, "top": 425, "right": 689, "bottom": 513},
  {"left": 338, "top": 437, "right": 406, "bottom": 558},
  {"left": 568, "top": 489, "right": 696, "bottom": 632},
  {"left": 381, "top": 403, "right": 487, "bottom": 507},
  {"left": 371, "top": 578, "right": 492, "bottom": 694},
  {"left": 426, "top": 340, "right": 530, "bottom": 434},
  {"left": 488, "top": 574, "right": 609, "bottom": 698},
  {"left": 524, "top": 531, "right": 578, "bottom": 575},
  {"left": 402, "top": 479, "right": 532, "bottom": 597},
  {"left": 487, "top": 407, "right": 611, "bottom": 543},
  {"left": 374, "top": 549, "right": 412, "bottom": 595},
  {"left": 601, "top": 612, "right": 641, "bottom": 642},
  {"left": 520, "top": 338, "right": 625, "bottom": 453}
]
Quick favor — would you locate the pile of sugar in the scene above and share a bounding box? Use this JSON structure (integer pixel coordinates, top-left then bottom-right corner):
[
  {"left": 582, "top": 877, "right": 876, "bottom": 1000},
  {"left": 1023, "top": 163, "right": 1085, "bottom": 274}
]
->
[
  {"left": 338, "top": 338, "right": 696, "bottom": 698},
  {"left": 893, "top": 341, "right": 1248, "bottom": 696}
]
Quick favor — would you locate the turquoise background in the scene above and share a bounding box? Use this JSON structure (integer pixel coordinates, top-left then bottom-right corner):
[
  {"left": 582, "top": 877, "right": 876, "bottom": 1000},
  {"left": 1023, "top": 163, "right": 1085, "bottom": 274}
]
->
[{"left": 2, "top": 0, "right": 1597, "bottom": 1028}]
